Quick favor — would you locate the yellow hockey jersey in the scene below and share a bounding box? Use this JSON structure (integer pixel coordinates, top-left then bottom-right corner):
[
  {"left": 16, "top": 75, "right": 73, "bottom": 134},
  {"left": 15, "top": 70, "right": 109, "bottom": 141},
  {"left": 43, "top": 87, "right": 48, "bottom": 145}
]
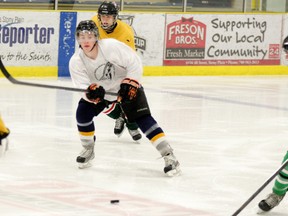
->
[{"left": 91, "top": 16, "right": 136, "bottom": 51}]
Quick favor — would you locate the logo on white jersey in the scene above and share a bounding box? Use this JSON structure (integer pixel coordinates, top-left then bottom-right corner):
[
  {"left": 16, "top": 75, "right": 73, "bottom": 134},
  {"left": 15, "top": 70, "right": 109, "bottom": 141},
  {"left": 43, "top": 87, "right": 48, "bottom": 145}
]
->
[{"left": 94, "top": 62, "right": 115, "bottom": 81}]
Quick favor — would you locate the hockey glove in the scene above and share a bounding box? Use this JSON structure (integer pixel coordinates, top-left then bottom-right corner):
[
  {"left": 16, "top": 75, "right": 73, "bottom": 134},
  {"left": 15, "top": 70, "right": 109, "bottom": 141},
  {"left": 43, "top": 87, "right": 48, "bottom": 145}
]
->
[
  {"left": 118, "top": 78, "right": 140, "bottom": 102},
  {"left": 86, "top": 83, "right": 105, "bottom": 103}
]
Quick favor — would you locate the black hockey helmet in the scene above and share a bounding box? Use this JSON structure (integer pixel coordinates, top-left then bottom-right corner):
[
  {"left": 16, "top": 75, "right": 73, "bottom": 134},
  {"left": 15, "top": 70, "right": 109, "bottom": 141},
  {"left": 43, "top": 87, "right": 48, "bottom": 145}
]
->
[
  {"left": 76, "top": 20, "right": 99, "bottom": 39},
  {"left": 98, "top": 1, "right": 119, "bottom": 16},
  {"left": 283, "top": 35, "right": 288, "bottom": 54}
]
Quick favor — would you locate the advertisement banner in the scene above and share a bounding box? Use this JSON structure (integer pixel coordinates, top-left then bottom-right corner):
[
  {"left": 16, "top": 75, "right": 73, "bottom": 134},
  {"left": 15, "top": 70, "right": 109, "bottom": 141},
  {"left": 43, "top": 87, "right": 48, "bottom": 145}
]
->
[
  {"left": 0, "top": 11, "right": 285, "bottom": 72},
  {"left": 58, "top": 12, "right": 77, "bottom": 77},
  {"left": 0, "top": 11, "right": 59, "bottom": 66},
  {"left": 164, "top": 14, "right": 282, "bottom": 66}
]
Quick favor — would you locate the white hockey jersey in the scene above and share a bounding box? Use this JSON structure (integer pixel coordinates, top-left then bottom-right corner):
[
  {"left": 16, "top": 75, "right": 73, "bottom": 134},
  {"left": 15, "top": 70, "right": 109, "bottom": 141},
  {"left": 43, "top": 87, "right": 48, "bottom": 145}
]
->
[{"left": 69, "top": 38, "right": 143, "bottom": 102}]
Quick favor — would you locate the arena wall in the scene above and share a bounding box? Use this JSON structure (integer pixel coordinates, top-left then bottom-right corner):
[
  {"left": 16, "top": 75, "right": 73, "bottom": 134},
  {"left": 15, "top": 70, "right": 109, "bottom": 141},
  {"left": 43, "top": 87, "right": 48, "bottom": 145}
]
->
[{"left": 0, "top": 10, "right": 287, "bottom": 76}]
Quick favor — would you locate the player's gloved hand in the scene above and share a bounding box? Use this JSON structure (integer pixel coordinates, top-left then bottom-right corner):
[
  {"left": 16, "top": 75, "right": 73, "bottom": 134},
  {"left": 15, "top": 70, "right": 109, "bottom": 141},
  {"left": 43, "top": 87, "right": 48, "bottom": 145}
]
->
[
  {"left": 117, "top": 78, "right": 140, "bottom": 102},
  {"left": 86, "top": 83, "right": 105, "bottom": 103}
]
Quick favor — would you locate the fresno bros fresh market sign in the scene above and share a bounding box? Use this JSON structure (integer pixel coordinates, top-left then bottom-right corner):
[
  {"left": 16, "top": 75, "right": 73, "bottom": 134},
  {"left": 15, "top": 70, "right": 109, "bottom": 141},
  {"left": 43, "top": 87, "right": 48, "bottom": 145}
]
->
[
  {"left": 165, "top": 17, "right": 206, "bottom": 63},
  {"left": 164, "top": 14, "right": 281, "bottom": 66}
]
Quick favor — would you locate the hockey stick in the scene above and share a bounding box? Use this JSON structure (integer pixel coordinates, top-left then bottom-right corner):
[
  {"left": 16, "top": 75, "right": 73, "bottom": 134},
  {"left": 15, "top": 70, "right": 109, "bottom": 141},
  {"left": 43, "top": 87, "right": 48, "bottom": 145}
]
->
[
  {"left": 231, "top": 159, "right": 288, "bottom": 216},
  {"left": 0, "top": 58, "right": 117, "bottom": 96}
]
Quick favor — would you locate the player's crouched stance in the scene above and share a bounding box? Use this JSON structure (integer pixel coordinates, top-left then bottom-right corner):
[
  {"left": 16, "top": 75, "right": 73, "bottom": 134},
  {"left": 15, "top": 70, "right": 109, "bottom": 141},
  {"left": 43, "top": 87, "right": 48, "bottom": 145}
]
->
[{"left": 69, "top": 20, "right": 181, "bottom": 176}]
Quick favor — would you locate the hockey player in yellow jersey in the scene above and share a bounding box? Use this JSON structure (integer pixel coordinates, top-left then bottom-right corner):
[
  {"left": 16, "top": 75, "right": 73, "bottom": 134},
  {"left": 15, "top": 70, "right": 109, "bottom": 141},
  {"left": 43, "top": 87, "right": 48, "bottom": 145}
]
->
[
  {"left": 0, "top": 115, "right": 10, "bottom": 154},
  {"left": 92, "top": 1, "right": 141, "bottom": 142},
  {"left": 92, "top": 1, "right": 135, "bottom": 50}
]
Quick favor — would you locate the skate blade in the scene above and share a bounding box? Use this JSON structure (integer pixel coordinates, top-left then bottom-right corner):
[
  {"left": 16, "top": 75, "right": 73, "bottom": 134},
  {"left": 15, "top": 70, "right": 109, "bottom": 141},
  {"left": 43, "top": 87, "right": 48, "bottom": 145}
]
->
[
  {"left": 133, "top": 139, "right": 141, "bottom": 144},
  {"left": 0, "top": 139, "right": 8, "bottom": 157},
  {"left": 78, "top": 161, "right": 92, "bottom": 169},
  {"left": 5, "top": 139, "right": 9, "bottom": 151},
  {"left": 0, "top": 145, "right": 4, "bottom": 157},
  {"left": 256, "top": 207, "right": 267, "bottom": 215},
  {"left": 115, "top": 127, "right": 126, "bottom": 138},
  {"left": 166, "top": 167, "right": 182, "bottom": 177}
]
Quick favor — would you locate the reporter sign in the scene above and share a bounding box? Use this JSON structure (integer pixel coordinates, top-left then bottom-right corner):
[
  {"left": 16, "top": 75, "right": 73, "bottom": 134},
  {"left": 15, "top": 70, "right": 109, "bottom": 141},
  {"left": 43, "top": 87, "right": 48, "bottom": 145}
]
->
[{"left": 0, "top": 11, "right": 59, "bottom": 66}]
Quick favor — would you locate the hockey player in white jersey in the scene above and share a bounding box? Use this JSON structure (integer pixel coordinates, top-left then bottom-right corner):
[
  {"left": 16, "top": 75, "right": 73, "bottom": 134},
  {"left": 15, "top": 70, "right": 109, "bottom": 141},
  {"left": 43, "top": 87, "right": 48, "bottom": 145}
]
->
[
  {"left": 92, "top": 1, "right": 142, "bottom": 142},
  {"left": 69, "top": 20, "right": 181, "bottom": 176}
]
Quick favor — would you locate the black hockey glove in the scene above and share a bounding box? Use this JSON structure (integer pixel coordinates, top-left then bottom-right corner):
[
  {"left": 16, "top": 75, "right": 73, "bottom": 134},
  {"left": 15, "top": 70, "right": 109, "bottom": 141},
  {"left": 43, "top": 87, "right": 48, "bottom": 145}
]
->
[
  {"left": 86, "top": 83, "right": 105, "bottom": 103},
  {"left": 118, "top": 78, "right": 140, "bottom": 102}
]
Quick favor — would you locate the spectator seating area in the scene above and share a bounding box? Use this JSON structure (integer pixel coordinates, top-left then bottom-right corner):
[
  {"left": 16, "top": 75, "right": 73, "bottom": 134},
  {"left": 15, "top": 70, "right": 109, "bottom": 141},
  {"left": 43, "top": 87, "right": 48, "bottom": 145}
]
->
[{"left": 0, "top": 0, "right": 233, "bottom": 11}]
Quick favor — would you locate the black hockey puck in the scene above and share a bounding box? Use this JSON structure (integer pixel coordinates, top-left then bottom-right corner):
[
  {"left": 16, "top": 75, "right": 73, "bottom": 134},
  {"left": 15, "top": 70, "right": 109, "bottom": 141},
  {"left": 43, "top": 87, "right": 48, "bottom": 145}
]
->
[{"left": 110, "top": 199, "right": 119, "bottom": 204}]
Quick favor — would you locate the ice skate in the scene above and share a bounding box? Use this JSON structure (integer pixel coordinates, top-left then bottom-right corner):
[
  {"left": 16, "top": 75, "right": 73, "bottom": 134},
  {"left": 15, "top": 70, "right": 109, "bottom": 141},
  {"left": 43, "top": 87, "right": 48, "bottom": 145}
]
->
[
  {"left": 128, "top": 129, "right": 142, "bottom": 142},
  {"left": 114, "top": 115, "right": 125, "bottom": 137},
  {"left": 76, "top": 145, "right": 95, "bottom": 169},
  {"left": 258, "top": 193, "right": 285, "bottom": 213},
  {"left": 163, "top": 152, "right": 181, "bottom": 177}
]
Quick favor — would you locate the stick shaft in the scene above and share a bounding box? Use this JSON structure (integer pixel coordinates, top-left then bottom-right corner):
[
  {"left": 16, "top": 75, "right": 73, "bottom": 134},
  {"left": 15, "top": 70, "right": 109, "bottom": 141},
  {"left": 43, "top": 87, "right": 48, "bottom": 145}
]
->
[
  {"left": 232, "top": 159, "right": 288, "bottom": 216},
  {"left": 0, "top": 58, "right": 117, "bottom": 96}
]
